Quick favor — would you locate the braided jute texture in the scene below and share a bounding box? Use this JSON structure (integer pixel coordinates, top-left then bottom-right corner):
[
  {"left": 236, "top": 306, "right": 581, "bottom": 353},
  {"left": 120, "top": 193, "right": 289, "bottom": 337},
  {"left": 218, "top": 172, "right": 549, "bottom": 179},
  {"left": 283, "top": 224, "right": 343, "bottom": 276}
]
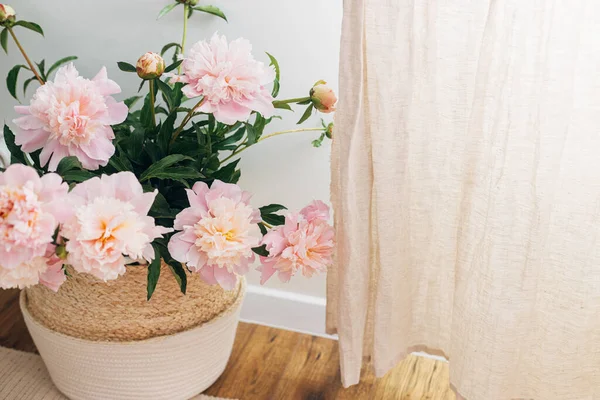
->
[{"left": 25, "top": 262, "right": 239, "bottom": 341}]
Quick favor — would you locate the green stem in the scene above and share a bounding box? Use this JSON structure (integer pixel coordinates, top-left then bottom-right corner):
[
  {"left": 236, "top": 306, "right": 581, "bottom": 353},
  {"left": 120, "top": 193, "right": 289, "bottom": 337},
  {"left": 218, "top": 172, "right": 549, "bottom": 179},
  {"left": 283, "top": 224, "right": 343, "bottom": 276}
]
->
[
  {"left": 7, "top": 27, "right": 44, "bottom": 85},
  {"left": 179, "top": 4, "right": 189, "bottom": 74},
  {"left": 220, "top": 141, "right": 248, "bottom": 164},
  {"left": 170, "top": 97, "right": 206, "bottom": 146},
  {"left": 149, "top": 79, "right": 156, "bottom": 128},
  {"left": 258, "top": 127, "right": 322, "bottom": 142},
  {"left": 277, "top": 96, "right": 311, "bottom": 104},
  {"left": 221, "top": 127, "right": 323, "bottom": 164}
]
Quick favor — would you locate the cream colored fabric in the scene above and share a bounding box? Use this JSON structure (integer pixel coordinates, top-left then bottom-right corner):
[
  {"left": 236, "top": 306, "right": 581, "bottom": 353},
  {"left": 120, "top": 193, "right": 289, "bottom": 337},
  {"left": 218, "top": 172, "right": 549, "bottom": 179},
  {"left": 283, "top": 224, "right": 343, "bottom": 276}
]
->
[
  {"left": 0, "top": 347, "right": 235, "bottom": 400},
  {"left": 327, "top": 1, "right": 600, "bottom": 399}
]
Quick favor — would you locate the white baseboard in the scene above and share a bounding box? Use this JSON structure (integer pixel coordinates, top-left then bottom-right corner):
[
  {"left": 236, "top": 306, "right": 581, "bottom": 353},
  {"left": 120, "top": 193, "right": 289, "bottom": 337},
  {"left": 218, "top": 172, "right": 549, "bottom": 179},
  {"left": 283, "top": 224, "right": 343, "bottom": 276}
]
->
[
  {"left": 240, "top": 284, "right": 336, "bottom": 339},
  {"left": 239, "top": 285, "right": 448, "bottom": 364}
]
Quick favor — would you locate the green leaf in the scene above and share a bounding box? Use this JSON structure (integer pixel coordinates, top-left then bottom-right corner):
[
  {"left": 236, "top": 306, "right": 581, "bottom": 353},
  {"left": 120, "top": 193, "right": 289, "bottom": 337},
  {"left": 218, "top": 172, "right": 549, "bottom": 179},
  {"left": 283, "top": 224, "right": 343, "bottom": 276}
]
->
[
  {"left": 56, "top": 156, "right": 83, "bottom": 174},
  {"left": 14, "top": 21, "right": 44, "bottom": 36},
  {"left": 215, "top": 126, "right": 245, "bottom": 148},
  {"left": 23, "top": 76, "right": 38, "bottom": 96},
  {"left": 252, "top": 245, "right": 270, "bottom": 257},
  {"left": 149, "top": 192, "right": 175, "bottom": 219},
  {"left": 156, "top": 79, "right": 174, "bottom": 111},
  {"left": 0, "top": 28, "right": 8, "bottom": 54},
  {"left": 138, "top": 79, "right": 146, "bottom": 93},
  {"left": 140, "top": 154, "right": 195, "bottom": 181},
  {"left": 7, "top": 65, "right": 29, "bottom": 100},
  {"left": 258, "top": 222, "right": 268, "bottom": 235},
  {"left": 140, "top": 93, "right": 154, "bottom": 129},
  {"left": 260, "top": 204, "right": 287, "bottom": 227},
  {"left": 3, "top": 125, "right": 27, "bottom": 165},
  {"left": 36, "top": 59, "right": 46, "bottom": 80},
  {"left": 297, "top": 104, "right": 314, "bottom": 124},
  {"left": 160, "top": 42, "right": 182, "bottom": 57},
  {"left": 266, "top": 52, "right": 280, "bottom": 97},
  {"left": 272, "top": 100, "right": 292, "bottom": 111},
  {"left": 108, "top": 156, "right": 133, "bottom": 172},
  {"left": 164, "top": 59, "right": 183, "bottom": 73},
  {"left": 260, "top": 204, "right": 287, "bottom": 215},
  {"left": 61, "top": 170, "right": 95, "bottom": 183},
  {"left": 212, "top": 159, "right": 240, "bottom": 183},
  {"left": 47, "top": 56, "right": 78, "bottom": 77},
  {"left": 297, "top": 99, "right": 312, "bottom": 105},
  {"left": 155, "top": 241, "right": 187, "bottom": 294},
  {"left": 157, "top": 3, "right": 179, "bottom": 19},
  {"left": 149, "top": 166, "right": 202, "bottom": 182},
  {"left": 117, "top": 61, "right": 137, "bottom": 73},
  {"left": 124, "top": 95, "right": 142, "bottom": 109},
  {"left": 312, "top": 132, "right": 326, "bottom": 148},
  {"left": 167, "top": 261, "right": 187, "bottom": 294},
  {"left": 192, "top": 5, "right": 228, "bottom": 22},
  {"left": 246, "top": 124, "right": 258, "bottom": 145},
  {"left": 158, "top": 112, "right": 177, "bottom": 152},
  {"left": 147, "top": 244, "right": 162, "bottom": 300},
  {"left": 262, "top": 213, "right": 286, "bottom": 226}
]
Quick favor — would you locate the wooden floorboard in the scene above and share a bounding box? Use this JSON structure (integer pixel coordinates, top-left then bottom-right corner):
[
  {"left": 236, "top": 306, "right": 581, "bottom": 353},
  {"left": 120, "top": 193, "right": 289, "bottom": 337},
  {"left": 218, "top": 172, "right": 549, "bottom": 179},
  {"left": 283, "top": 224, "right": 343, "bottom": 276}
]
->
[{"left": 0, "top": 288, "right": 454, "bottom": 399}]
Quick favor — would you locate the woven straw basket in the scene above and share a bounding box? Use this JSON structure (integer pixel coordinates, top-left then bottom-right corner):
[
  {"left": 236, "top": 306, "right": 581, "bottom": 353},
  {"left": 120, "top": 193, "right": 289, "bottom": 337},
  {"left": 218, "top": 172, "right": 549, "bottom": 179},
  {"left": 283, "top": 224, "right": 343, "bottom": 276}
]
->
[{"left": 20, "top": 263, "right": 245, "bottom": 400}]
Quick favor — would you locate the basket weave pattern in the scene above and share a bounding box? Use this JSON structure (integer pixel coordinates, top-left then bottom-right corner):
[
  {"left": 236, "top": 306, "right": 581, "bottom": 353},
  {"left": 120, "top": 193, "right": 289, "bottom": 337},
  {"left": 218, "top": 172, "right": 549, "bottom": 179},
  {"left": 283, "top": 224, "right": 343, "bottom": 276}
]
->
[{"left": 25, "top": 263, "right": 238, "bottom": 341}]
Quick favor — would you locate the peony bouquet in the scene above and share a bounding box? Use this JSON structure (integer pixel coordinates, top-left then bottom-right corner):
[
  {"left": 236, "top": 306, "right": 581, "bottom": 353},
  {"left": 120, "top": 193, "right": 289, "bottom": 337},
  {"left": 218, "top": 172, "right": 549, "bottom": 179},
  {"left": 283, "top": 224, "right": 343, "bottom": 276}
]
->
[{"left": 0, "top": 2, "right": 336, "bottom": 298}]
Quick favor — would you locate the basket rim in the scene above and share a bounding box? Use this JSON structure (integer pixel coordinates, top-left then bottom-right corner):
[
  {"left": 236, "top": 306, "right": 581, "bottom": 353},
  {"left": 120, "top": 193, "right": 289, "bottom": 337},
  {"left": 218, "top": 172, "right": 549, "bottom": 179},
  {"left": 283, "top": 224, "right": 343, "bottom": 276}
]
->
[{"left": 20, "top": 277, "right": 246, "bottom": 346}]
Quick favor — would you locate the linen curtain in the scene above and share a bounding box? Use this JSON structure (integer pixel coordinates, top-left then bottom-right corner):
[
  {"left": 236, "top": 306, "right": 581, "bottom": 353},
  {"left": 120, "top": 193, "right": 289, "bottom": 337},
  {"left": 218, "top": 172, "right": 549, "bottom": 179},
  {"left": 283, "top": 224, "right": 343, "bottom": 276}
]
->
[{"left": 327, "top": 1, "right": 600, "bottom": 399}]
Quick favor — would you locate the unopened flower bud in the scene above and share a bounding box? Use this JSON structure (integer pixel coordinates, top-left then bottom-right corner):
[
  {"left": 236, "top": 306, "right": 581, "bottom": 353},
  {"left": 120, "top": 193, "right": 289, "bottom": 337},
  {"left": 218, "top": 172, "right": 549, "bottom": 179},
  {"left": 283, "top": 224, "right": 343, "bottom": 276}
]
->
[
  {"left": 310, "top": 81, "right": 337, "bottom": 114},
  {"left": 136, "top": 52, "right": 165, "bottom": 80},
  {"left": 177, "top": 0, "right": 199, "bottom": 6},
  {"left": 55, "top": 244, "right": 68, "bottom": 260},
  {"left": 0, "top": 4, "right": 16, "bottom": 25},
  {"left": 325, "top": 122, "right": 334, "bottom": 139}
]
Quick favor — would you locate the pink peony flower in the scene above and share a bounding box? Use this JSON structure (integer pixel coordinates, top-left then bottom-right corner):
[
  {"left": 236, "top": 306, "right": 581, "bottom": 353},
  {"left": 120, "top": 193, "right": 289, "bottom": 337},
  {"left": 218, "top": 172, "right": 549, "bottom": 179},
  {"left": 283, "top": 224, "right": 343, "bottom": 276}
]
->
[
  {"left": 310, "top": 81, "right": 337, "bottom": 113},
  {"left": 12, "top": 63, "right": 128, "bottom": 171},
  {"left": 258, "top": 202, "right": 334, "bottom": 284},
  {"left": 61, "top": 172, "right": 172, "bottom": 281},
  {"left": 0, "top": 244, "right": 66, "bottom": 292},
  {"left": 300, "top": 200, "right": 331, "bottom": 222},
  {"left": 168, "top": 180, "right": 261, "bottom": 290},
  {"left": 0, "top": 164, "right": 69, "bottom": 270},
  {"left": 169, "top": 34, "right": 275, "bottom": 125}
]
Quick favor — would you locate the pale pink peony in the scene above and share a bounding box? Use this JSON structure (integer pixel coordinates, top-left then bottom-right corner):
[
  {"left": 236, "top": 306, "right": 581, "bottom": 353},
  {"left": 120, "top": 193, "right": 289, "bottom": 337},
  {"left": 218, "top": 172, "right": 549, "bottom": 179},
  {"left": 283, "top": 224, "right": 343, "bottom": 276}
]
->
[
  {"left": 168, "top": 180, "right": 261, "bottom": 290},
  {"left": 169, "top": 34, "right": 275, "bottom": 125},
  {"left": 0, "top": 244, "right": 66, "bottom": 292},
  {"left": 13, "top": 63, "right": 128, "bottom": 171},
  {"left": 258, "top": 202, "right": 334, "bottom": 284},
  {"left": 300, "top": 200, "right": 330, "bottom": 222},
  {"left": 0, "top": 164, "right": 68, "bottom": 270},
  {"left": 61, "top": 172, "right": 172, "bottom": 281}
]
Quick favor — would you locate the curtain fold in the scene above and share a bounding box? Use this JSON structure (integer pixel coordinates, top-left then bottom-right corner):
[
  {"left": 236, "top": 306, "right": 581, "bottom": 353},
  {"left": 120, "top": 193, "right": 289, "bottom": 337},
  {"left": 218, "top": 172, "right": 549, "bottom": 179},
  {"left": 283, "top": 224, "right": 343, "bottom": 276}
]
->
[{"left": 327, "top": 1, "right": 600, "bottom": 398}]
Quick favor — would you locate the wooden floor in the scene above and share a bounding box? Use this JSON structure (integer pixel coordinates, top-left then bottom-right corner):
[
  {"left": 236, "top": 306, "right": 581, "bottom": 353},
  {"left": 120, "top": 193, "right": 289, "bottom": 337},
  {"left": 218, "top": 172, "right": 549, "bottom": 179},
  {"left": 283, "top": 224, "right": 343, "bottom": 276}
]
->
[{"left": 0, "top": 289, "right": 455, "bottom": 400}]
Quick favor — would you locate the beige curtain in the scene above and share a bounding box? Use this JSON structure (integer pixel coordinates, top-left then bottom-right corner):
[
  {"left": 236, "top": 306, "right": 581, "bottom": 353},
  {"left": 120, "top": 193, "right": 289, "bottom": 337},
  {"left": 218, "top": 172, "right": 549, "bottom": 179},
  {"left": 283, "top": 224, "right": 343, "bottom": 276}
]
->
[{"left": 327, "top": 1, "right": 600, "bottom": 399}]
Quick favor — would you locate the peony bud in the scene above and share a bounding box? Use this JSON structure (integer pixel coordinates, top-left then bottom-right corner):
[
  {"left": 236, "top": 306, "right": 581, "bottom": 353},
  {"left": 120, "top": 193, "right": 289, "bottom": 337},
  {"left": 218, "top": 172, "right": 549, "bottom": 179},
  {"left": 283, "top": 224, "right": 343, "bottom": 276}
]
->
[
  {"left": 310, "top": 81, "right": 337, "bottom": 114},
  {"left": 0, "top": 4, "right": 16, "bottom": 25},
  {"left": 176, "top": 0, "right": 199, "bottom": 6},
  {"left": 136, "top": 52, "right": 165, "bottom": 80},
  {"left": 325, "top": 122, "right": 334, "bottom": 139}
]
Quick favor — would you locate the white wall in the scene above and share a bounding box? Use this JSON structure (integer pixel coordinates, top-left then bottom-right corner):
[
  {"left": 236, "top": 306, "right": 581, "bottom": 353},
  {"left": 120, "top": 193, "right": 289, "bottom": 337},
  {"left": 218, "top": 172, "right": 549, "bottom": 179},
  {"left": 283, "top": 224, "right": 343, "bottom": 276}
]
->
[{"left": 0, "top": 1, "right": 342, "bottom": 334}]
